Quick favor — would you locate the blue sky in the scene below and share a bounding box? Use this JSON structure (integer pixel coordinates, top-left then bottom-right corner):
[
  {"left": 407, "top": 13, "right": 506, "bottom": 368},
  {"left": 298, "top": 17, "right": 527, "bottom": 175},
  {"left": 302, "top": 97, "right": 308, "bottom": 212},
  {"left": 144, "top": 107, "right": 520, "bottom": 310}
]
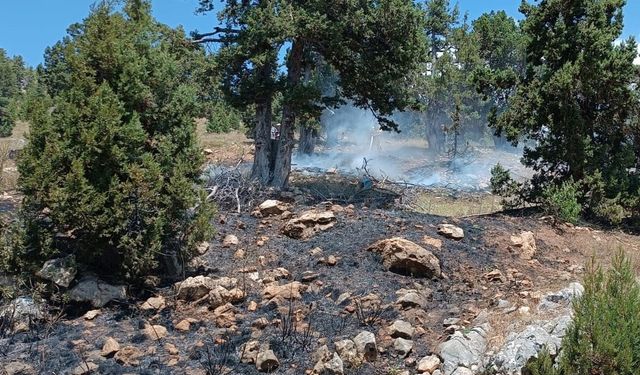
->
[{"left": 1, "top": 0, "right": 639, "bottom": 67}]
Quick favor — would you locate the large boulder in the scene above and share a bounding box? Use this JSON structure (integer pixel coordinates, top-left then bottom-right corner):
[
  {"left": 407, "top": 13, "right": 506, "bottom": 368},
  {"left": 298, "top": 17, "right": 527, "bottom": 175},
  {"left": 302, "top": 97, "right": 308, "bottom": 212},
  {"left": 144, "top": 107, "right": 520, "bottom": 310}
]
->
[
  {"left": 282, "top": 210, "right": 336, "bottom": 239},
  {"left": 68, "top": 276, "right": 126, "bottom": 308},
  {"left": 367, "top": 237, "right": 441, "bottom": 278},
  {"left": 36, "top": 255, "right": 77, "bottom": 288}
]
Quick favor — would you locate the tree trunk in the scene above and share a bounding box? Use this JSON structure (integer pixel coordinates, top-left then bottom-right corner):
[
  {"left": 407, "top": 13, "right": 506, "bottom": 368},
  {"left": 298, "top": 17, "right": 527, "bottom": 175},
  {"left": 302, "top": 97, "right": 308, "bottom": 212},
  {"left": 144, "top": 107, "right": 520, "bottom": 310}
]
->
[
  {"left": 271, "top": 40, "right": 304, "bottom": 189},
  {"left": 298, "top": 122, "right": 316, "bottom": 156},
  {"left": 251, "top": 99, "right": 273, "bottom": 183}
]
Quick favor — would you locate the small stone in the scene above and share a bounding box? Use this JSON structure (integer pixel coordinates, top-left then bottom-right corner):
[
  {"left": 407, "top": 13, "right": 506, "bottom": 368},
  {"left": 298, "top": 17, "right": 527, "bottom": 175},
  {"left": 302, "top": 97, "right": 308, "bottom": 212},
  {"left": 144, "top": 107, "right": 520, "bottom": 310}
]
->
[
  {"left": 389, "top": 320, "right": 415, "bottom": 339},
  {"left": 223, "top": 234, "right": 239, "bottom": 247},
  {"left": 417, "top": 355, "right": 441, "bottom": 373},
  {"left": 196, "top": 241, "right": 210, "bottom": 255},
  {"left": 101, "top": 337, "right": 120, "bottom": 357},
  {"left": 353, "top": 331, "right": 377, "bottom": 362},
  {"left": 114, "top": 346, "right": 143, "bottom": 366},
  {"left": 256, "top": 349, "right": 279, "bottom": 372},
  {"left": 310, "top": 247, "right": 323, "bottom": 256},
  {"left": 326, "top": 255, "right": 338, "bottom": 266},
  {"left": 143, "top": 324, "right": 168, "bottom": 341},
  {"left": 443, "top": 318, "right": 460, "bottom": 327},
  {"left": 71, "top": 361, "right": 98, "bottom": 375},
  {"left": 234, "top": 249, "right": 246, "bottom": 259},
  {"left": 175, "top": 319, "right": 191, "bottom": 332},
  {"left": 36, "top": 255, "right": 77, "bottom": 288},
  {"left": 83, "top": 309, "right": 101, "bottom": 320},
  {"left": 323, "top": 352, "right": 344, "bottom": 374},
  {"left": 510, "top": 231, "right": 536, "bottom": 260},
  {"left": 301, "top": 271, "right": 320, "bottom": 282},
  {"left": 437, "top": 224, "right": 464, "bottom": 240},
  {"left": 141, "top": 295, "right": 166, "bottom": 311},
  {"left": 335, "top": 339, "right": 358, "bottom": 367},
  {"left": 165, "top": 343, "right": 179, "bottom": 355},
  {"left": 394, "top": 338, "right": 413, "bottom": 357},
  {"left": 248, "top": 301, "right": 258, "bottom": 311}
]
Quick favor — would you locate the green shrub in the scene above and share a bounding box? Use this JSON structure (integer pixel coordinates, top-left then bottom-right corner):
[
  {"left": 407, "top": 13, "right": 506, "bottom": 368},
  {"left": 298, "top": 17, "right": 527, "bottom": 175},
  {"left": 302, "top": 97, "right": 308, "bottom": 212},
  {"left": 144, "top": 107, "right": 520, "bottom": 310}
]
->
[
  {"left": 542, "top": 181, "right": 581, "bottom": 224},
  {"left": 526, "top": 251, "right": 640, "bottom": 375},
  {"left": 13, "top": 1, "right": 215, "bottom": 282},
  {"left": 490, "top": 163, "right": 524, "bottom": 209},
  {"left": 206, "top": 102, "right": 242, "bottom": 133}
]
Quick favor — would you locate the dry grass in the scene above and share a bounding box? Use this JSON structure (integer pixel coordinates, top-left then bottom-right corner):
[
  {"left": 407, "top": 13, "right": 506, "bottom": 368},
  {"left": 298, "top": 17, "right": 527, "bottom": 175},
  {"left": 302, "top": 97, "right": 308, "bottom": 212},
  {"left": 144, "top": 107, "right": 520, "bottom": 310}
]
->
[
  {"left": 409, "top": 189, "right": 502, "bottom": 217},
  {"left": 195, "top": 119, "right": 253, "bottom": 165}
]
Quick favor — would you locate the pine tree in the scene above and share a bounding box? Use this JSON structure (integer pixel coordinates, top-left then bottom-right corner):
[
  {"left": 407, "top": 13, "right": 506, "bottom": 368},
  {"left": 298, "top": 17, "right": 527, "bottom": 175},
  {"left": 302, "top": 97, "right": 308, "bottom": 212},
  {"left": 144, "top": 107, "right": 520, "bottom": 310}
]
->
[
  {"left": 197, "top": 0, "right": 427, "bottom": 188},
  {"left": 490, "top": 0, "right": 640, "bottom": 220},
  {"left": 16, "top": 0, "right": 214, "bottom": 281}
]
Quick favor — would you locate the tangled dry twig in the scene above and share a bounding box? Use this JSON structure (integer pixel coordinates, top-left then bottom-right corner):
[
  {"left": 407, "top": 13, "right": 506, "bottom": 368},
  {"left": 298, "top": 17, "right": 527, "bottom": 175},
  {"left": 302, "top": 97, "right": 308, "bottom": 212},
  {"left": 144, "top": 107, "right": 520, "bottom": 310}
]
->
[{"left": 203, "top": 159, "right": 267, "bottom": 213}]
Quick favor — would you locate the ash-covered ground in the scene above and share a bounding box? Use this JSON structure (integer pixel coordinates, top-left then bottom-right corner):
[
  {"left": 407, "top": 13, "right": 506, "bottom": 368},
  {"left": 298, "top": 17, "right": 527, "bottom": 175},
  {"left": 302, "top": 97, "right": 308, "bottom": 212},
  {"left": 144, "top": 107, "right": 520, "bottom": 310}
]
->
[{"left": 2, "top": 189, "right": 638, "bottom": 375}]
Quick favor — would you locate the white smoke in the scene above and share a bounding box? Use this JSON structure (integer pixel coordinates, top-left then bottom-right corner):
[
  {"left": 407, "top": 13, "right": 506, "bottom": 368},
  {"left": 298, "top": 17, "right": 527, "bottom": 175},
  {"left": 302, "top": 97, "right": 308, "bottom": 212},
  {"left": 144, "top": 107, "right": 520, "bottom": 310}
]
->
[{"left": 292, "top": 105, "right": 529, "bottom": 191}]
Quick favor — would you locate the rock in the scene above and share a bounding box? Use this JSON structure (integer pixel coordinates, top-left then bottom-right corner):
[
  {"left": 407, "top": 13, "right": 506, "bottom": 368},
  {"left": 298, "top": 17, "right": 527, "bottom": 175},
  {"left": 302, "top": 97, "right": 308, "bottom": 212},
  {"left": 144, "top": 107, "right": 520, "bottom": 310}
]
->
[
  {"left": 175, "top": 319, "right": 191, "bottom": 332},
  {"left": 394, "top": 338, "right": 413, "bottom": 357},
  {"left": 335, "top": 339, "right": 359, "bottom": 367},
  {"left": 241, "top": 341, "right": 260, "bottom": 364},
  {"left": 263, "top": 281, "right": 305, "bottom": 300},
  {"left": 143, "top": 323, "right": 168, "bottom": 340},
  {"left": 368, "top": 237, "right": 441, "bottom": 278},
  {"left": 537, "top": 282, "right": 584, "bottom": 311},
  {"left": 256, "top": 349, "right": 280, "bottom": 372},
  {"left": 389, "top": 320, "right": 415, "bottom": 339},
  {"left": 36, "top": 254, "right": 76, "bottom": 287},
  {"left": 451, "top": 367, "right": 473, "bottom": 375},
  {"left": 282, "top": 210, "right": 336, "bottom": 239},
  {"left": 417, "top": 355, "right": 441, "bottom": 373},
  {"left": 68, "top": 276, "right": 126, "bottom": 307},
  {"left": 396, "top": 289, "right": 429, "bottom": 309},
  {"left": 510, "top": 231, "right": 536, "bottom": 260},
  {"left": 141, "top": 295, "right": 166, "bottom": 311},
  {"left": 353, "top": 331, "right": 377, "bottom": 362},
  {"left": 0, "top": 296, "right": 43, "bottom": 330},
  {"left": 222, "top": 234, "right": 239, "bottom": 247},
  {"left": 83, "top": 309, "right": 101, "bottom": 320},
  {"left": 71, "top": 361, "right": 98, "bottom": 375},
  {"left": 101, "top": 337, "right": 120, "bottom": 357},
  {"left": 213, "top": 303, "right": 237, "bottom": 328},
  {"left": 443, "top": 318, "right": 460, "bottom": 327},
  {"left": 483, "top": 270, "right": 506, "bottom": 283},
  {"left": 114, "top": 346, "right": 143, "bottom": 366},
  {"left": 488, "top": 315, "right": 572, "bottom": 374},
  {"left": 322, "top": 352, "right": 345, "bottom": 374},
  {"left": 165, "top": 343, "right": 179, "bottom": 355},
  {"left": 439, "top": 323, "right": 489, "bottom": 375},
  {"left": 437, "top": 224, "right": 464, "bottom": 240},
  {"left": 175, "top": 276, "right": 237, "bottom": 301},
  {"left": 196, "top": 241, "right": 210, "bottom": 255},
  {"left": 248, "top": 301, "right": 258, "bottom": 311},
  {"left": 302, "top": 271, "right": 320, "bottom": 282},
  {"left": 3, "top": 361, "right": 36, "bottom": 375},
  {"left": 254, "top": 200, "right": 289, "bottom": 217},
  {"left": 326, "top": 255, "right": 338, "bottom": 266}
]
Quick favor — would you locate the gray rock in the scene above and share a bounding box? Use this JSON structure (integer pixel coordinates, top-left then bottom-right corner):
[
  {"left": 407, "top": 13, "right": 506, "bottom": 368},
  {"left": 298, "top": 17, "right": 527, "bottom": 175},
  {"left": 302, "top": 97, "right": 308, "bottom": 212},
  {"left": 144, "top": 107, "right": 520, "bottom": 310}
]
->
[
  {"left": 537, "top": 282, "right": 584, "bottom": 311},
  {"left": 0, "top": 296, "right": 43, "bottom": 329},
  {"left": 451, "top": 367, "right": 473, "bottom": 375},
  {"left": 335, "top": 339, "right": 358, "bottom": 367},
  {"left": 394, "top": 338, "right": 413, "bottom": 357},
  {"left": 389, "top": 320, "right": 415, "bottom": 339},
  {"left": 3, "top": 361, "right": 36, "bottom": 375},
  {"left": 438, "top": 323, "right": 489, "bottom": 375},
  {"left": 417, "top": 355, "right": 441, "bottom": 373},
  {"left": 322, "top": 352, "right": 344, "bottom": 374},
  {"left": 37, "top": 255, "right": 77, "bottom": 288},
  {"left": 68, "top": 276, "right": 126, "bottom": 307},
  {"left": 396, "top": 290, "right": 428, "bottom": 309},
  {"left": 256, "top": 349, "right": 279, "bottom": 372},
  {"left": 353, "top": 331, "right": 377, "bottom": 362},
  {"left": 488, "top": 315, "right": 572, "bottom": 375},
  {"left": 437, "top": 224, "right": 464, "bottom": 240}
]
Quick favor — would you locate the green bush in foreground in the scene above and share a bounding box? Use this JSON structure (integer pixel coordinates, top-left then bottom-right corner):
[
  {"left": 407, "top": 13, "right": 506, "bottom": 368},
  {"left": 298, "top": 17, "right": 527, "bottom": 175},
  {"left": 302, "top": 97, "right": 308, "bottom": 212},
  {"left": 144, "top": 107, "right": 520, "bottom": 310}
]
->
[
  {"left": 526, "top": 250, "right": 640, "bottom": 375},
  {"left": 542, "top": 181, "right": 581, "bottom": 224},
  {"left": 10, "top": 0, "right": 214, "bottom": 282}
]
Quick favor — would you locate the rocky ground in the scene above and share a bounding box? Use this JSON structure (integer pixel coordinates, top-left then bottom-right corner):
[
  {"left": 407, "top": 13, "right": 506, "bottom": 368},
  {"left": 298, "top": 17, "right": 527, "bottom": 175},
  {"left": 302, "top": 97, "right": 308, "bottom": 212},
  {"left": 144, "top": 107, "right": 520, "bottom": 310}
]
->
[{"left": 2, "top": 188, "right": 639, "bottom": 375}]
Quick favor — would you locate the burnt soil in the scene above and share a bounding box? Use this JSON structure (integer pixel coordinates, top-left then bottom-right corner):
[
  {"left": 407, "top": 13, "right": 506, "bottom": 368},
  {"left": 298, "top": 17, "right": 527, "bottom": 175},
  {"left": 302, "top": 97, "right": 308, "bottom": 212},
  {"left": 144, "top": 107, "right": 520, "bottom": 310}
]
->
[{"left": 2, "top": 198, "right": 639, "bottom": 375}]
